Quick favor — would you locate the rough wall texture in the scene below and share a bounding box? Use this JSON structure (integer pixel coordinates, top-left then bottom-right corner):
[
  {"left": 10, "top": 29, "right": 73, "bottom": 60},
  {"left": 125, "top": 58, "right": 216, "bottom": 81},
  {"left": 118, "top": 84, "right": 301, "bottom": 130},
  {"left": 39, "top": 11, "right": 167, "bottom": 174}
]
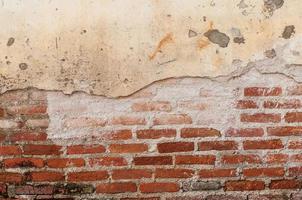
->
[
  {"left": 1, "top": 0, "right": 302, "bottom": 96},
  {"left": 0, "top": 69, "right": 302, "bottom": 199}
]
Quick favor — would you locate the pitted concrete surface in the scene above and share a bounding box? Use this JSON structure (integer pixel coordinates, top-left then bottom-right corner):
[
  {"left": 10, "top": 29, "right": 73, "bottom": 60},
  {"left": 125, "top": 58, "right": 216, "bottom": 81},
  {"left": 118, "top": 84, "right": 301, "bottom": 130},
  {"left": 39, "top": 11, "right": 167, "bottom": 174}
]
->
[{"left": 1, "top": 0, "right": 302, "bottom": 97}]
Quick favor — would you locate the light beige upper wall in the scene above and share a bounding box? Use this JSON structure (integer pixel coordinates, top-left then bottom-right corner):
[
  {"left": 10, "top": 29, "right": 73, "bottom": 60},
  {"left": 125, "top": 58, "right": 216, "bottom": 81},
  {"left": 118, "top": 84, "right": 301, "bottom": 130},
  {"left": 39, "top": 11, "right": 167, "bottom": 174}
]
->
[{"left": 0, "top": 0, "right": 301, "bottom": 97}]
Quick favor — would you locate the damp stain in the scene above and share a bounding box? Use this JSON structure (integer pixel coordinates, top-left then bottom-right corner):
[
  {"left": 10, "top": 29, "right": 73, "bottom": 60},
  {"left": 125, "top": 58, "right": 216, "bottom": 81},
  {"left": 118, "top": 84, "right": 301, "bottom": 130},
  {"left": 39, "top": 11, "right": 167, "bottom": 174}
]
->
[
  {"left": 233, "top": 37, "right": 245, "bottom": 44},
  {"left": 263, "top": 0, "right": 284, "bottom": 17},
  {"left": 204, "top": 29, "right": 230, "bottom": 48},
  {"left": 264, "top": 49, "right": 276, "bottom": 58},
  {"left": 149, "top": 33, "right": 174, "bottom": 60},
  {"left": 7, "top": 37, "right": 15, "bottom": 47},
  {"left": 19, "top": 63, "right": 28, "bottom": 70},
  {"left": 188, "top": 30, "right": 198, "bottom": 38},
  {"left": 282, "top": 25, "right": 295, "bottom": 39}
]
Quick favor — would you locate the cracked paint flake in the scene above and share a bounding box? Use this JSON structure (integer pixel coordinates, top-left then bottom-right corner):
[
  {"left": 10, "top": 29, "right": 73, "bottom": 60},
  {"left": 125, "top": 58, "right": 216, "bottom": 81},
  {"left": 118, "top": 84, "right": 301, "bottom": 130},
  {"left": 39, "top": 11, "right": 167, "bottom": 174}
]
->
[{"left": 1, "top": 0, "right": 302, "bottom": 97}]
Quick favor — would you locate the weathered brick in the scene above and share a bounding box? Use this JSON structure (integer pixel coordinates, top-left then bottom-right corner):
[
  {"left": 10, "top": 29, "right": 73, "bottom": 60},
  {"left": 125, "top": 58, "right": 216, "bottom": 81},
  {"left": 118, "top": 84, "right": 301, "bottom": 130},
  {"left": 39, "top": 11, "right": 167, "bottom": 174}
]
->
[
  {"left": 225, "top": 128, "right": 264, "bottom": 137},
  {"left": 136, "top": 129, "right": 176, "bottom": 139},
  {"left": 244, "top": 87, "right": 282, "bottom": 96},
  {"left": 221, "top": 154, "right": 261, "bottom": 164},
  {"left": 46, "top": 158, "right": 85, "bottom": 168},
  {"left": 112, "top": 169, "right": 152, "bottom": 180},
  {"left": 266, "top": 154, "right": 288, "bottom": 164},
  {"left": 96, "top": 182, "right": 137, "bottom": 194},
  {"left": 243, "top": 139, "right": 283, "bottom": 150},
  {"left": 199, "top": 169, "right": 236, "bottom": 178},
  {"left": 153, "top": 114, "right": 192, "bottom": 125},
  {"left": 225, "top": 180, "right": 265, "bottom": 191},
  {"left": 6, "top": 105, "right": 47, "bottom": 115},
  {"left": 155, "top": 168, "right": 194, "bottom": 178},
  {"left": 109, "top": 143, "right": 148, "bottom": 153},
  {"left": 243, "top": 167, "right": 285, "bottom": 177},
  {"left": 15, "top": 185, "right": 54, "bottom": 195},
  {"left": 175, "top": 155, "right": 215, "bottom": 165},
  {"left": 158, "top": 142, "right": 194, "bottom": 153},
  {"left": 182, "top": 181, "right": 221, "bottom": 192},
  {"left": 4, "top": 158, "right": 44, "bottom": 168},
  {"left": 264, "top": 99, "right": 301, "bottom": 109},
  {"left": 285, "top": 112, "right": 302, "bottom": 123},
  {"left": 67, "top": 145, "right": 105, "bottom": 154},
  {"left": 248, "top": 194, "right": 290, "bottom": 200},
  {"left": 198, "top": 141, "right": 238, "bottom": 151},
  {"left": 23, "top": 144, "right": 62, "bottom": 155},
  {"left": 133, "top": 156, "right": 173, "bottom": 165},
  {"left": 268, "top": 126, "right": 302, "bottom": 136},
  {"left": 67, "top": 171, "right": 109, "bottom": 182},
  {"left": 241, "top": 113, "right": 281, "bottom": 123},
  {"left": 181, "top": 128, "right": 221, "bottom": 138},
  {"left": 9, "top": 132, "right": 47, "bottom": 142},
  {"left": 89, "top": 157, "right": 127, "bottom": 166},
  {"left": 140, "top": 182, "right": 179, "bottom": 193},
  {"left": 289, "top": 140, "right": 302, "bottom": 149},
  {"left": 288, "top": 167, "right": 302, "bottom": 177},
  {"left": 54, "top": 183, "right": 94, "bottom": 195},
  {"left": 100, "top": 129, "right": 132, "bottom": 140},
  {"left": 269, "top": 179, "right": 301, "bottom": 189},
  {"left": 236, "top": 100, "right": 258, "bottom": 109},
  {"left": 110, "top": 115, "right": 146, "bottom": 125},
  {"left": 132, "top": 101, "right": 172, "bottom": 112},
  {"left": 0, "top": 172, "right": 22, "bottom": 183},
  {"left": 0, "top": 145, "right": 22, "bottom": 155}
]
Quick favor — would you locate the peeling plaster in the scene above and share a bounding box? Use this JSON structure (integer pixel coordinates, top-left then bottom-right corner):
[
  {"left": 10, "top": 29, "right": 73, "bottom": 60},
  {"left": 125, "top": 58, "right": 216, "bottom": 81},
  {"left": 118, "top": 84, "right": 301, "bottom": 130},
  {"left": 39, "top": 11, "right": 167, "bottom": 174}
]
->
[{"left": 1, "top": 0, "right": 302, "bottom": 97}]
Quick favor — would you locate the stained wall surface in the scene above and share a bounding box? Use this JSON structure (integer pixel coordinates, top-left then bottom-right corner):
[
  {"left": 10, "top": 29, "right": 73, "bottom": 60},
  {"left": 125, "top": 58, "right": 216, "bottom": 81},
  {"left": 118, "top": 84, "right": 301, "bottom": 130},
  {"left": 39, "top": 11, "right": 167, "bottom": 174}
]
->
[{"left": 1, "top": 0, "right": 302, "bottom": 97}]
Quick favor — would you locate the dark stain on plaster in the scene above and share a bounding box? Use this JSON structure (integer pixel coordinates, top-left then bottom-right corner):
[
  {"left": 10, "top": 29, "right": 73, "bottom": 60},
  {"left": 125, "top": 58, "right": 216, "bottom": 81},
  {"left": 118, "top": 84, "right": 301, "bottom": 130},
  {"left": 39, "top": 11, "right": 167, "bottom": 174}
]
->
[
  {"left": 282, "top": 25, "right": 295, "bottom": 39},
  {"left": 264, "top": 49, "right": 277, "bottom": 58},
  {"left": 264, "top": 0, "right": 284, "bottom": 16},
  {"left": 7, "top": 37, "right": 15, "bottom": 47},
  {"left": 233, "top": 37, "right": 245, "bottom": 44},
  {"left": 19, "top": 63, "right": 28, "bottom": 70},
  {"left": 204, "top": 29, "right": 230, "bottom": 48},
  {"left": 188, "top": 30, "right": 198, "bottom": 38}
]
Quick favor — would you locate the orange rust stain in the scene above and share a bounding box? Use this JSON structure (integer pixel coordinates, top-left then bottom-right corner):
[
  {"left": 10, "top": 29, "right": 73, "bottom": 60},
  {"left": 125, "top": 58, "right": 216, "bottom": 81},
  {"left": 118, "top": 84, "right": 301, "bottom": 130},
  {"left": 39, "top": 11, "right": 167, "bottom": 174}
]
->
[
  {"left": 197, "top": 37, "right": 210, "bottom": 50},
  {"left": 149, "top": 33, "right": 174, "bottom": 60}
]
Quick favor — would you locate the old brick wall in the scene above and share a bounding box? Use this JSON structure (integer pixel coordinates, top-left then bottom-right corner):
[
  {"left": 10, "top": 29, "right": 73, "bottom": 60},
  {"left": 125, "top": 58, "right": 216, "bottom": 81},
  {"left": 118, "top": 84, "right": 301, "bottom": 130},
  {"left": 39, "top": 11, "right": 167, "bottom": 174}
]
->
[{"left": 0, "top": 70, "right": 302, "bottom": 200}]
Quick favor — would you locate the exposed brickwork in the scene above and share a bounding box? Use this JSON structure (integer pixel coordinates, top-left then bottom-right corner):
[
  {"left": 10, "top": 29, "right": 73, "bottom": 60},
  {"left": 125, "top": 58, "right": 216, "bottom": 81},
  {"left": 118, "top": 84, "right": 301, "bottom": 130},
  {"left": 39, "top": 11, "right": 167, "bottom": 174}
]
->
[{"left": 1, "top": 77, "right": 302, "bottom": 199}]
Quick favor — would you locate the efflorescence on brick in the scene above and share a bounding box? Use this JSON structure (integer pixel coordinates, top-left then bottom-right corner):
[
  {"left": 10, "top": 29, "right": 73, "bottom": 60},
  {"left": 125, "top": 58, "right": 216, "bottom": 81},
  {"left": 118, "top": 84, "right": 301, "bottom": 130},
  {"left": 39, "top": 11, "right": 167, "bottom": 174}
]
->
[{"left": 0, "top": 72, "right": 302, "bottom": 199}]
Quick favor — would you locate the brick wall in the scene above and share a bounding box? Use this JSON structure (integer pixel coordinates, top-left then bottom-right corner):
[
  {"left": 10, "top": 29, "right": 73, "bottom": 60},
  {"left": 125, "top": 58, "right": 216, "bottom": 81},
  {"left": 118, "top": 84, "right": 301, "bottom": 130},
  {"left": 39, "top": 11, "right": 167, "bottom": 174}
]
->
[{"left": 0, "top": 72, "right": 302, "bottom": 200}]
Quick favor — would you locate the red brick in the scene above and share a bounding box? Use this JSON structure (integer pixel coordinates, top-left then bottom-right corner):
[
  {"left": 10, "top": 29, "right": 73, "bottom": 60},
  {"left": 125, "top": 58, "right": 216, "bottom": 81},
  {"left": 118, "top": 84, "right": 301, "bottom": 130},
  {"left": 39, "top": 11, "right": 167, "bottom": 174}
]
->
[
  {"left": 112, "top": 169, "right": 152, "bottom": 180},
  {"left": 100, "top": 129, "right": 132, "bottom": 140},
  {"left": 0, "top": 133, "right": 5, "bottom": 142},
  {"left": 121, "top": 198, "right": 160, "bottom": 200},
  {"left": 264, "top": 99, "right": 301, "bottom": 109},
  {"left": 96, "top": 182, "right": 137, "bottom": 194},
  {"left": 225, "top": 180, "right": 265, "bottom": 191},
  {"left": 111, "top": 115, "right": 146, "bottom": 125},
  {"left": 140, "top": 182, "right": 179, "bottom": 193},
  {"left": 67, "top": 171, "right": 108, "bottom": 182},
  {"left": 133, "top": 156, "right": 172, "bottom": 165},
  {"left": 6, "top": 105, "right": 47, "bottom": 115},
  {"left": 241, "top": 113, "right": 281, "bottom": 123},
  {"left": 89, "top": 157, "right": 127, "bottom": 166},
  {"left": 26, "top": 118, "right": 49, "bottom": 128},
  {"left": 289, "top": 167, "right": 302, "bottom": 177},
  {"left": 67, "top": 145, "right": 105, "bottom": 154},
  {"left": 225, "top": 128, "right": 264, "bottom": 137},
  {"left": 290, "top": 154, "right": 302, "bottom": 162},
  {"left": 243, "top": 167, "right": 285, "bottom": 177},
  {"left": 155, "top": 169, "right": 194, "bottom": 178},
  {"left": 175, "top": 155, "right": 216, "bottom": 165},
  {"left": 243, "top": 139, "right": 283, "bottom": 150},
  {"left": 132, "top": 101, "right": 172, "bottom": 112},
  {"left": 4, "top": 158, "right": 44, "bottom": 168},
  {"left": 0, "top": 91, "right": 28, "bottom": 102},
  {"left": 285, "top": 112, "right": 302, "bottom": 123},
  {"left": 199, "top": 169, "right": 236, "bottom": 178},
  {"left": 237, "top": 100, "right": 258, "bottom": 109},
  {"left": 289, "top": 140, "right": 302, "bottom": 149},
  {"left": 109, "top": 143, "right": 148, "bottom": 153},
  {"left": 268, "top": 126, "right": 302, "bottom": 136},
  {"left": 244, "top": 87, "right": 282, "bottom": 96},
  {"left": 157, "top": 142, "right": 194, "bottom": 153},
  {"left": 0, "top": 145, "right": 21, "bottom": 155},
  {"left": 0, "top": 172, "right": 22, "bottom": 183},
  {"left": 23, "top": 145, "right": 62, "bottom": 155},
  {"left": 266, "top": 154, "right": 288, "bottom": 164},
  {"left": 153, "top": 114, "right": 192, "bottom": 125},
  {"left": 46, "top": 158, "right": 85, "bottom": 168},
  {"left": 0, "top": 184, "right": 6, "bottom": 194},
  {"left": 221, "top": 154, "right": 262, "bottom": 164},
  {"left": 0, "top": 107, "right": 4, "bottom": 118},
  {"left": 198, "top": 141, "right": 238, "bottom": 151},
  {"left": 30, "top": 172, "right": 64, "bottom": 182},
  {"left": 269, "top": 180, "right": 301, "bottom": 189},
  {"left": 9, "top": 132, "right": 47, "bottom": 142},
  {"left": 178, "top": 100, "right": 207, "bottom": 110},
  {"left": 181, "top": 128, "right": 221, "bottom": 138},
  {"left": 137, "top": 129, "right": 176, "bottom": 139}
]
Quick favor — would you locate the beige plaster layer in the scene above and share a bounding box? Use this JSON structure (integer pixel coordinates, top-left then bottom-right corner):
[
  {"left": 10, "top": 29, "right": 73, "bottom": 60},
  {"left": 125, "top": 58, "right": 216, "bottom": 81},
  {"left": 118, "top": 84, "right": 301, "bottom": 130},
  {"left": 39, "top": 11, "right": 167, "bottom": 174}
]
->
[{"left": 0, "top": 0, "right": 302, "bottom": 97}]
